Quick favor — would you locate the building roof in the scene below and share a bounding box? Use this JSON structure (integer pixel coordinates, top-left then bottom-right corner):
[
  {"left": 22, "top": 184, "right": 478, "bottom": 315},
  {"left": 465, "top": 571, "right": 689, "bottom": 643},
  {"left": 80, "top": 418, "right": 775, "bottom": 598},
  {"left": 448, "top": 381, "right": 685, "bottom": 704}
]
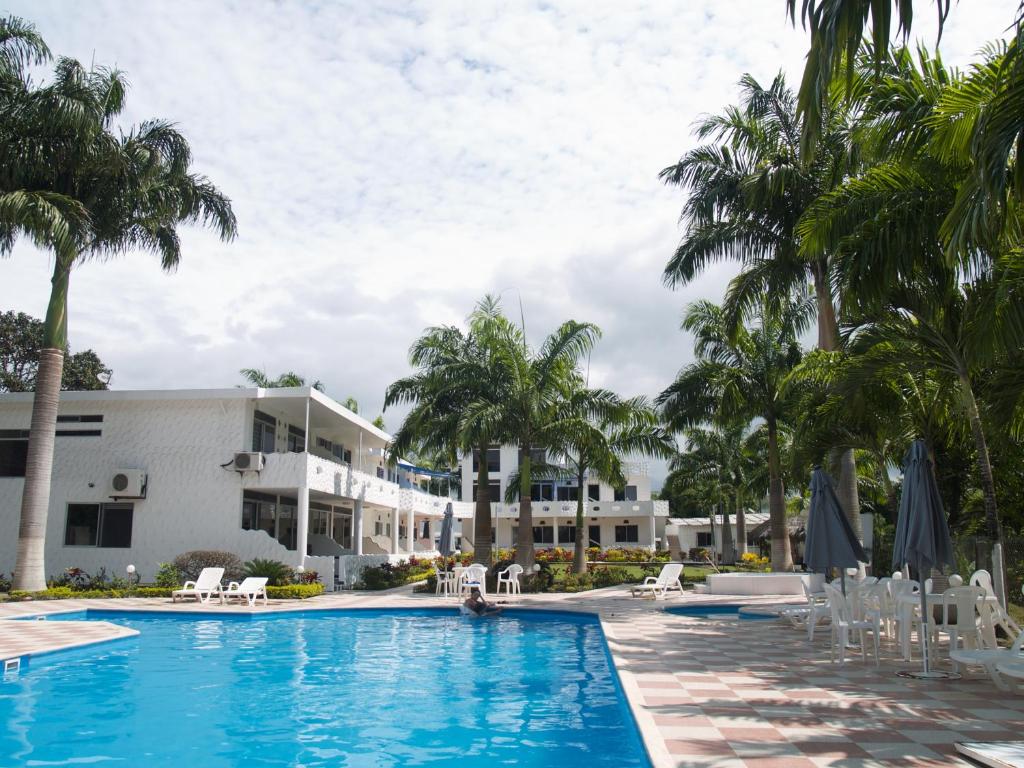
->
[
  {"left": 0, "top": 386, "right": 392, "bottom": 443},
  {"left": 668, "top": 512, "right": 770, "bottom": 528}
]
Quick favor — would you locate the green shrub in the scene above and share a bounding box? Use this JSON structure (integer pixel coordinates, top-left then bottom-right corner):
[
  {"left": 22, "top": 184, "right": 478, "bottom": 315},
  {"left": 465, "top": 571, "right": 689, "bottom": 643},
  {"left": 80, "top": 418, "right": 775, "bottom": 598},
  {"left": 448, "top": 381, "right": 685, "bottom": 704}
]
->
[
  {"left": 265, "top": 583, "right": 324, "bottom": 599},
  {"left": 6, "top": 586, "right": 175, "bottom": 601},
  {"left": 243, "top": 558, "right": 294, "bottom": 586},
  {"left": 155, "top": 563, "right": 181, "bottom": 587},
  {"left": 172, "top": 550, "right": 243, "bottom": 582},
  {"left": 0, "top": 572, "right": 11, "bottom": 593},
  {"left": 355, "top": 558, "right": 434, "bottom": 590}
]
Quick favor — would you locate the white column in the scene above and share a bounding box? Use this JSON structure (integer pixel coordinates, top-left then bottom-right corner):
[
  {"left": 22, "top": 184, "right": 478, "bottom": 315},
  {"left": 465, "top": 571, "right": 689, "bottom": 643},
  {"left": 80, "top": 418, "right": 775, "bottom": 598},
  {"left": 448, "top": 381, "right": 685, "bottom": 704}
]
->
[
  {"left": 353, "top": 498, "right": 364, "bottom": 555},
  {"left": 391, "top": 506, "right": 400, "bottom": 555},
  {"left": 296, "top": 486, "right": 309, "bottom": 564},
  {"left": 649, "top": 511, "right": 657, "bottom": 551},
  {"left": 407, "top": 508, "right": 415, "bottom": 553},
  {"left": 552, "top": 516, "right": 558, "bottom": 548}
]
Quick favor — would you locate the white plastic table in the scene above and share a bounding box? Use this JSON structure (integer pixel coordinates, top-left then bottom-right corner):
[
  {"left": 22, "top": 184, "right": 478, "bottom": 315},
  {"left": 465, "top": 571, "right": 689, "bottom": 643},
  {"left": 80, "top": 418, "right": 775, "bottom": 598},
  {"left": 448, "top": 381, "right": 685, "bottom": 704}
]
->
[
  {"left": 995, "top": 659, "right": 1024, "bottom": 690},
  {"left": 895, "top": 591, "right": 999, "bottom": 661}
]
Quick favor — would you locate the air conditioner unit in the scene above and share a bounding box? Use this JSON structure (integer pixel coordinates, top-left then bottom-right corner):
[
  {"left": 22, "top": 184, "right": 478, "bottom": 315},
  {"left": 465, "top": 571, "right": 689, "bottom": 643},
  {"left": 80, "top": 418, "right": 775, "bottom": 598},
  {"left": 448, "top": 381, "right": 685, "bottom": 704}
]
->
[
  {"left": 110, "top": 469, "right": 147, "bottom": 499},
  {"left": 232, "top": 452, "right": 265, "bottom": 471}
]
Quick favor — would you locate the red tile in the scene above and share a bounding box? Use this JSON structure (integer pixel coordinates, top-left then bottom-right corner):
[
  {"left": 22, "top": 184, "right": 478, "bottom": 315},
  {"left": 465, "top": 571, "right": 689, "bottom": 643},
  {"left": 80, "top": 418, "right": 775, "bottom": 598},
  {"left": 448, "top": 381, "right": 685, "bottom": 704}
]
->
[
  {"left": 793, "top": 741, "right": 871, "bottom": 758},
  {"left": 718, "top": 727, "right": 787, "bottom": 742},
  {"left": 742, "top": 758, "right": 817, "bottom": 768},
  {"left": 665, "top": 739, "right": 736, "bottom": 756}
]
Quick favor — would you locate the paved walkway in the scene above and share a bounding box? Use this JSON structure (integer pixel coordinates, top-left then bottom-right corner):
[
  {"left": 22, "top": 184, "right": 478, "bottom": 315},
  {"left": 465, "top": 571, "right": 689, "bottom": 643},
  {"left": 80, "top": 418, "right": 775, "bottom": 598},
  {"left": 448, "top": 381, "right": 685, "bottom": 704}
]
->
[{"left": 1, "top": 588, "right": 1022, "bottom": 767}]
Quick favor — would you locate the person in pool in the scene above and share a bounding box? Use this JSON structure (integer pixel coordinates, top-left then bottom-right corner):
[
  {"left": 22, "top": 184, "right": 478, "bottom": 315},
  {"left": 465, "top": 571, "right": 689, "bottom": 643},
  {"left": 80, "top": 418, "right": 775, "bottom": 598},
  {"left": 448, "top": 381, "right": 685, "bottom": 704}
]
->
[{"left": 463, "top": 587, "right": 501, "bottom": 616}]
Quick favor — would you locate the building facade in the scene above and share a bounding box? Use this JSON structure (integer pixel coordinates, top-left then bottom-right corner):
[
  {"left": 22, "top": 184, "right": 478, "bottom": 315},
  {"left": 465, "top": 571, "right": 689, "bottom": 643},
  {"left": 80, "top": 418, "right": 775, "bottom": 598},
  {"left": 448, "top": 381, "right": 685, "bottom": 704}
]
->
[
  {"left": 0, "top": 387, "right": 453, "bottom": 588},
  {"left": 454, "top": 445, "right": 670, "bottom": 550}
]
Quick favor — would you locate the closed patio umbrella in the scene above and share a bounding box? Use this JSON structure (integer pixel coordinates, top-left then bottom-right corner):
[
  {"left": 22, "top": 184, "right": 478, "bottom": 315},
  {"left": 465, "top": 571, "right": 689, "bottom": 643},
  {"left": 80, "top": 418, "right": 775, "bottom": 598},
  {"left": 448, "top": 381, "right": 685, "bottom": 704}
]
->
[
  {"left": 892, "top": 439, "right": 956, "bottom": 679},
  {"left": 438, "top": 502, "right": 455, "bottom": 558},
  {"left": 805, "top": 467, "right": 867, "bottom": 595}
]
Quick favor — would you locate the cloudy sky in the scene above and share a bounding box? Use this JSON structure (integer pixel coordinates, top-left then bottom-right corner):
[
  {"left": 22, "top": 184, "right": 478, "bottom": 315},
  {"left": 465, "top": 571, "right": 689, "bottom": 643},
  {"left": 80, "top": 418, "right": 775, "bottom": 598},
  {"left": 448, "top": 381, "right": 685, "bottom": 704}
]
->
[{"left": 4, "top": 1, "right": 1017, "bottom": 484}]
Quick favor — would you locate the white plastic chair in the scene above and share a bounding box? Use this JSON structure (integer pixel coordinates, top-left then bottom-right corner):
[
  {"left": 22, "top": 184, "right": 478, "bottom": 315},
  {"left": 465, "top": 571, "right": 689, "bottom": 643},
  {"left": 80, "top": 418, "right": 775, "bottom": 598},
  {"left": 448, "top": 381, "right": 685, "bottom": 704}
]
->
[
  {"left": 824, "top": 582, "right": 880, "bottom": 665},
  {"left": 172, "top": 567, "right": 225, "bottom": 604},
  {"left": 629, "top": 563, "right": 683, "bottom": 599},
  {"left": 433, "top": 563, "right": 456, "bottom": 597},
  {"left": 891, "top": 578, "right": 920, "bottom": 659},
  {"left": 928, "top": 585, "right": 985, "bottom": 671},
  {"left": 971, "top": 569, "right": 1023, "bottom": 638},
  {"left": 496, "top": 564, "right": 523, "bottom": 595},
  {"left": 460, "top": 564, "right": 487, "bottom": 597},
  {"left": 223, "top": 577, "right": 268, "bottom": 607}
]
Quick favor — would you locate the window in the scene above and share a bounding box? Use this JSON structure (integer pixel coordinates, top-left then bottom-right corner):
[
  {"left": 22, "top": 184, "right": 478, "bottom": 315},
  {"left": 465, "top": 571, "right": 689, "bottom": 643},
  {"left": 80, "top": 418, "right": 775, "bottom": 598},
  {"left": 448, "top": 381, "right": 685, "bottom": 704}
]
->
[
  {"left": 317, "top": 436, "right": 332, "bottom": 451},
  {"left": 472, "top": 482, "right": 501, "bottom": 503},
  {"left": 588, "top": 484, "right": 600, "bottom": 501},
  {"left": 310, "top": 504, "right": 330, "bottom": 536},
  {"left": 532, "top": 526, "right": 554, "bottom": 544},
  {"left": 615, "top": 524, "right": 639, "bottom": 543},
  {"left": 287, "top": 425, "right": 305, "bottom": 453},
  {"left": 56, "top": 414, "right": 103, "bottom": 423},
  {"left": 242, "top": 491, "right": 277, "bottom": 536},
  {"left": 278, "top": 497, "right": 297, "bottom": 550},
  {"left": 0, "top": 438, "right": 28, "bottom": 477},
  {"left": 530, "top": 483, "right": 553, "bottom": 501},
  {"left": 374, "top": 520, "right": 383, "bottom": 536},
  {"left": 588, "top": 525, "right": 602, "bottom": 547},
  {"left": 558, "top": 525, "right": 576, "bottom": 543},
  {"left": 472, "top": 447, "right": 501, "bottom": 473},
  {"left": 64, "top": 503, "right": 134, "bottom": 548},
  {"left": 697, "top": 532, "right": 714, "bottom": 547},
  {"left": 557, "top": 486, "right": 580, "bottom": 501},
  {"left": 613, "top": 486, "right": 638, "bottom": 502},
  {"left": 343, "top": 449, "right": 352, "bottom": 464},
  {"left": 252, "top": 411, "right": 276, "bottom": 453}
]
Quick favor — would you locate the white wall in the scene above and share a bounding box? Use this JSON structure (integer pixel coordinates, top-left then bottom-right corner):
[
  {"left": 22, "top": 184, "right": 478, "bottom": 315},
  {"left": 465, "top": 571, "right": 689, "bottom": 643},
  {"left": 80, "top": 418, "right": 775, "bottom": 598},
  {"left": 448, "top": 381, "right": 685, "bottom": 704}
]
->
[{"left": 0, "top": 396, "right": 299, "bottom": 583}]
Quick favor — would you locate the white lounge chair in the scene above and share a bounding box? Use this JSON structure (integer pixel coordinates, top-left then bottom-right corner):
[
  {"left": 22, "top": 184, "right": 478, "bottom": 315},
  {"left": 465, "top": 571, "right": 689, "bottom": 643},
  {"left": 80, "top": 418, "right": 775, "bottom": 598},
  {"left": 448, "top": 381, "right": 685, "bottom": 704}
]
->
[
  {"left": 782, "top": 580, "right": 831, "bottom": 640},
  {"left": 222, "top": 577, "right": 269, "bottom": 607},
  {"left": 496, "top": 564, "right": 523, "bottom": 595},
  {"left": 630, "top": 563, "right": 683, "bottom": 599},
  {"left": 951, "top": 629, "right": 1024, "bottom": 691},
  {"left": 172, "top": 567, "right": 225, "bottom": 604}
]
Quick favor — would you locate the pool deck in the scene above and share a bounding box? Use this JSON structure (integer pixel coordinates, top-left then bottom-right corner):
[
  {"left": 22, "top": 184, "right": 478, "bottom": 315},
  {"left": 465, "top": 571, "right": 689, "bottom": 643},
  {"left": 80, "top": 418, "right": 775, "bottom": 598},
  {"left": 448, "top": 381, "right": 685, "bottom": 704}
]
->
[{"left": 2, "top": 588, "right": 1022, "bottom": 767}]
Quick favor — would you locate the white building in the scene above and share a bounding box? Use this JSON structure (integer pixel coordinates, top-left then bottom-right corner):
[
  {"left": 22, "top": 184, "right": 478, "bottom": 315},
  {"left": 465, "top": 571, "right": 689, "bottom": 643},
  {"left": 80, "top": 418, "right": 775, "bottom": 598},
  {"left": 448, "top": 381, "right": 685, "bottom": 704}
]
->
[
  {"left": 665, "top": 513, "right": 768, "bottom": 560},
  {"left": 453, "top": 446, "right": 670, "bottom": 550},
  {"left": 0, "top": 387, "right": 456, "bottom": 588}
]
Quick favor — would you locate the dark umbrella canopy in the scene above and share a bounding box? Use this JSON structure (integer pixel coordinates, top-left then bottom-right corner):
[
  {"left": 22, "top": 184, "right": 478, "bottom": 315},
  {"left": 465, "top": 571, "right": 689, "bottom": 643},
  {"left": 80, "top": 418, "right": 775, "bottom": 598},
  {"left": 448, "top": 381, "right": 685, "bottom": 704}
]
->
[
  {"left": 892, "top": 439, "right": 956, "bottom": 678},
  {"left": 892, "top": 440, "right": 955, "bottom": 576},
  {"left": 438, "top": 502, "right": 455, "bottom": 557},
  {"left": 805, "top": 467, "right": 868, "bottom": 573}
]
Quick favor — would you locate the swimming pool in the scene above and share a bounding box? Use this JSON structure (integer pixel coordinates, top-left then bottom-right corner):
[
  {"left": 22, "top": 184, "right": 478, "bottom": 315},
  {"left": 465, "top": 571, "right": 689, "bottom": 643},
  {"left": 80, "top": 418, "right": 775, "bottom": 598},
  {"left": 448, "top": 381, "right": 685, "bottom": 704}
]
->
[
  {"left": 665, "top": 604, "right": 776, "bottom": 621},
  {"left": 0, "top": 609, "right": 649, "bottom": 768}
]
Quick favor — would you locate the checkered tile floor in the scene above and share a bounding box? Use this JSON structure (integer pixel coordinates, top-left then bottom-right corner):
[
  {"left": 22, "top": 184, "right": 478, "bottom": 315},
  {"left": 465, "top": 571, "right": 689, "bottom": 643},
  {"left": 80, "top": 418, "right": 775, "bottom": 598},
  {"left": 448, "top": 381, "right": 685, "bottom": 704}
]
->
[
  {"left": 0, "top": 617, "right": 137, "bottom": 660},
  {"left": 603, "top": 606, "right": 1024, "bottom": 767}
]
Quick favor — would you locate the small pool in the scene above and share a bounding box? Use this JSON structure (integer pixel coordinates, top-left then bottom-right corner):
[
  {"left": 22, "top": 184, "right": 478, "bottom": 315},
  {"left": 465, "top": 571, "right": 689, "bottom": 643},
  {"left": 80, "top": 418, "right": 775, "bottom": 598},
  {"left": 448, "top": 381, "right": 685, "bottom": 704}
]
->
[
  {"left": 0, "top": 609, "right": 649, "bottom": 767},
  {"left": 665, "top": 604, "right": 776, "bottom": 621}
]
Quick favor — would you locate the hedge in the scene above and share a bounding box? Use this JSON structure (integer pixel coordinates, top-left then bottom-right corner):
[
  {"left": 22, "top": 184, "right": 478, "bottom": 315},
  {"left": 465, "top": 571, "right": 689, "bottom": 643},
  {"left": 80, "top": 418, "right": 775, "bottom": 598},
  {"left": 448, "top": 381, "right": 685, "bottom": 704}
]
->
[{"left": 6, "top": 583, "right": 325, "bottom": 601}]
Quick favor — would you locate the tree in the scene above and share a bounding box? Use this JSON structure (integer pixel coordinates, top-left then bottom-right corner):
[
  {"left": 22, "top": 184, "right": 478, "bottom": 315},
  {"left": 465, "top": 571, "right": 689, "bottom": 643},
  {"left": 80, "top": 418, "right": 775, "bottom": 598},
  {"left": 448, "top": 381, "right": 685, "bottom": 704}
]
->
[
  {"left": 544, "top": 389, "right": 675, "bottom": 573},
  {"left": 385, "top": 297, "right": 507, "bottom": 565},
  {"left": 659, "top": 72, "right": 866, "bottom": 538},
  {"left": 342, "top": 396, "right": 358, "bottom": 413},
  {"left": 372, "top": 415, "right": 386, "bottom": 430},
  {"left": 0, "top": 310, "right": 111, "bottom": 391},
  {"left": 475, "top": 313, "right": 602, "bottom": 569},
  {"left": 239, "top": 369, "right": 324, "bottom": 391},
  {"left": 658, "top": 297, "right": 814, "bottom": 570},
  {"left": 1, "top": 44, "right": 237, "bottom": 591}
]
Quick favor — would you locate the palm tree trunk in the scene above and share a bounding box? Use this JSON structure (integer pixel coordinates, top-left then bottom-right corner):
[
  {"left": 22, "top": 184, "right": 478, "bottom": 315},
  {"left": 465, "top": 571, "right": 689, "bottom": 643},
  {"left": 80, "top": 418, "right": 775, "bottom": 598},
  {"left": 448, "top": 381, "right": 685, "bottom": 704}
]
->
[
  {"left": 515, "top": 446, "right": 535, "bottom": 568},
  {"left": 767, "top": 420, "right": 793, "bottom": 571},
  {"left": 957, "top": 372, "right": 1004, "bottom": 546},
  {"left": 573, "top": 467, "right": 587, "bottom": 574},
  {"left": 735, "top": 492, "right": 746, "bottom": 557},
  {"left": 720, "top": 499, "right": 735, "bottom": 564},
  {"left": 13, "top": 257, "right": 71, "bottom": 592},
  {"left": 472, "top": 441, "right": 493, "bottom": 565},
  {"left": 837, "top": 448, "right": 863, "bottom": 539}
]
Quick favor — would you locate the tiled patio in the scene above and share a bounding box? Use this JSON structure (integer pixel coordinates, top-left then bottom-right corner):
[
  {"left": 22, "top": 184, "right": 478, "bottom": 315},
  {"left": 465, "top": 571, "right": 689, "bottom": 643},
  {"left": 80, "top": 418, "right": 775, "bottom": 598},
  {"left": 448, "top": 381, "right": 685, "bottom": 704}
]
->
[{"left": 1, "top": 587, "right": 1021, "bottom": 767}]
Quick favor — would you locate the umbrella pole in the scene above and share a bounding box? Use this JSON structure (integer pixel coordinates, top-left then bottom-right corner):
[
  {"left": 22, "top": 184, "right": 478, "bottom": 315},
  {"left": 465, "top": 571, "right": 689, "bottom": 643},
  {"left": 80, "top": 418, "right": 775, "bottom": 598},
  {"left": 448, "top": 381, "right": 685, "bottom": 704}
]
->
[
  {"left": 920, "top": 585, "right": 930, "bottom": 675},
  {"left": 841, "top": 570, "right": 846, "bottom": 598}
]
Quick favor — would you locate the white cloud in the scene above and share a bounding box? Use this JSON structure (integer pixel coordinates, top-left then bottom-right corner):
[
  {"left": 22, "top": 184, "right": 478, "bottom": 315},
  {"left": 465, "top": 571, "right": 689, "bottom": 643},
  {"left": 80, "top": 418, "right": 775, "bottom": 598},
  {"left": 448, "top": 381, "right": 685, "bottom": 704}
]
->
[{"left": 3, "top": 0, "right": 1016, "bottom": 484}]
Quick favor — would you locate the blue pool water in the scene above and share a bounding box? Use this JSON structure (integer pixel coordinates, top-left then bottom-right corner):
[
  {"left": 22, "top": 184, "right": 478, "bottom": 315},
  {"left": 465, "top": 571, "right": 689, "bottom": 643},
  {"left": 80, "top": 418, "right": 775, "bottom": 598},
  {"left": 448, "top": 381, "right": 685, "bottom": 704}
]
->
[
  {"left": 665, "top": 604, "right": 775, "bottom": 621},
  {"left": 0, "top": 609, "right": 649, "bottom": 768}
]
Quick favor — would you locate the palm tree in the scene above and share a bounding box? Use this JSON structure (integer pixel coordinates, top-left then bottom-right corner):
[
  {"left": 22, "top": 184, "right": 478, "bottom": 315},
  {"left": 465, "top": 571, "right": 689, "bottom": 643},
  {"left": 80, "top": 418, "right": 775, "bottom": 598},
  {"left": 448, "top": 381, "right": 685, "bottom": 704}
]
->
[
  {"left": 239, "top": 369, "right": 324, "bottom": 391},
  {"left": 659, "top": 72, "right": 866, "bottom": 536},
  {"left": 658, "top": 297, "right": 814, "bottom": 570},
  {"left": 342, "top": 396, "right": 358, "bottom": 413},
  {"left": 1, "top": 53, "right": 236, "bottom": 591},
  {"left": 475, "top": 315, "right": 602, "bottom": 569},
  {"left": 544, "top": 390, "right": 675, "bottom": 574},
  {"left": 385, "top": 297, "right": 506, "bottom": 564}
]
